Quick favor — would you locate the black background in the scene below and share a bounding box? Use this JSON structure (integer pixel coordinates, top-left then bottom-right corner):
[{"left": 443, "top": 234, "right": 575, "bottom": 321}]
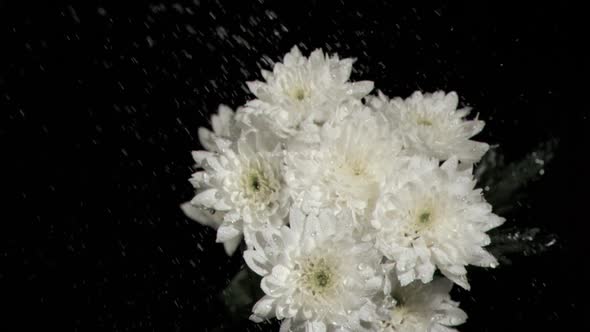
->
[{"left": 2, "top": 0, "right": 589, "bottom": 331}]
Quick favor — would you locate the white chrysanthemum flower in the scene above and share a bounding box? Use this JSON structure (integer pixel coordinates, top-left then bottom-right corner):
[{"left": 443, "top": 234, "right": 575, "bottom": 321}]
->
[
  {"left": 369, "top": 91, "right": 489, "bottom": 164},
  {"left": 183, "top": 129, "right": 290, "bottom": 255},
  {"left": 245, "top": 46, "right": 374, "bottom": 136},
  {"left": 373, "top": 277, "right": 467, "bottom": 332},
  {"left": 285, "top": 99, "right": 402, "bottom": 221},
  {"left": 372, "top": 157, "right": 504, "bottom": 289},
  {"left": 244, "top": 208, "right": 384, "bottom": 332}
]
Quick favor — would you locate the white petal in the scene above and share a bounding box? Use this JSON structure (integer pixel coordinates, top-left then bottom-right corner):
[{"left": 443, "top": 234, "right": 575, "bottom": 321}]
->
[
  {"left": 288, "top": 207, "right": 306, "bottom": 235},
  {"left": 305, "top": 321, "right": 327, "bottom": 332},
  {"left": 442, "top": 270, "right": 470, "bottom": 290},
  {"left": 437, "top": 305, "right": 468, "bottom": 326},
  {"left": 279, "top": 320, "right": 292, "bottom": 332},
  {"left": 222, "top": 235, "right": 242, "bottom": 256},
  {"left": 252, "top": 296, "right": 276, "bottom": 319},
  {"left": 284, "top": 46, "right": 303, "bottom": 66},
  {"left": 470, "top": 248, "right": 499, "bottom": 268},
  {"left": 271, "top": 265, "right": 291, "bottom": 283},
  {"left": 247, "top": 80, "right": 264, "bottom": 96},
  {"left": 431, "top": 325, "right": 459, "bottom": 332},
  {"left": 261, "top": 275, "right": 282, "bottom": 295},
  {"left": 180, "top": 202, "right": 221, "bottom": 228},
  {"left": 332, "top": 58, "right": 353, "bottom": 83},
  {"left": 347, "top": 80, "right": 374, "bottom": 98},
  {"left": 443, "top": 91, "right": 459, "bottom": 110},
  {"left": 190, "top": 188, "right": 218, "bottom": 208},
  {"left": 211, "top": 104, "right": 234, "bottom": 136},
  {"left": 191, "top": 150, "right": 213, "bottom": 165},
  {"left": 197, "top": 128, "right": 217, "bottom": 152},
  {"left": 216, "top": 223, "right": 241, "bottom": 243},
  {"left": 244, "top": 249, "right": 270, "bottom": 276}
]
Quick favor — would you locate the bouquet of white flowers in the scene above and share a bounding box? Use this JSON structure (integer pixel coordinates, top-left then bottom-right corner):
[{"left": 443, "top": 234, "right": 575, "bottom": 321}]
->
[{"left": 182, "top": 46, "right": 506, "bottom": 332}]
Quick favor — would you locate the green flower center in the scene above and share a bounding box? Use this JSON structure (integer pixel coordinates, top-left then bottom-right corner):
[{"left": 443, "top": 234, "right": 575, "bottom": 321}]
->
[
  {"left": 418, "top": 211, "right": 431, "bottom": 224},
  {"left": 249, "top": 173, "right": 261, "bottom": 191},
  {"left": 240, "top": 166, "right": 277, "bottom": 205},
  {"left": 290, "top": 87, "right": 308, "bottom": 101},
  {"left": 314, "top": 270, "right": 331, "bottom": 288},
  {"left": 294, "top": 89, "right": 305, "bottom": 100},
  {"left": 299, "top": 257, "right": 337, "bottom": 296}
]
